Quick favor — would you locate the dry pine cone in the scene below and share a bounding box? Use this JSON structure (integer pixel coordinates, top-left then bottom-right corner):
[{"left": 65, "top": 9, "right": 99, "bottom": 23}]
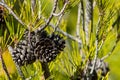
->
[{"left": 34, "top": 33, "right": 65, "bottom": 63}]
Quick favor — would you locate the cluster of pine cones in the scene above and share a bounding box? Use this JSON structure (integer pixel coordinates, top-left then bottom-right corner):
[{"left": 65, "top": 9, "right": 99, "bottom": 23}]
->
[{"left": 11, "top": 30, "right": 65, "bottom": 66}]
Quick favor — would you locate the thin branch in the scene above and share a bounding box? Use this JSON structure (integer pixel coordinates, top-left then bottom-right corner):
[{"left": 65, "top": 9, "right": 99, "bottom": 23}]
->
[
  {"left": 96, "top": 18, "right": 104, "bottom": 51},
  {"left": 0, "top": 47, "right": 11, "bottom": 80},
  {"left": 101, "top": 44, "right": 116, "bottom": 61},
  {"left": 57, "top": 28, "right": 82, "bottom": 44},
  {"left": 76, "top": 3, "right": 81, "bottom": 39},
  {"left": 49, "top": 21, "right": 83, "bottom": 44},
  {"left": 31, "top": 0, "right": 36, "bottom": 16},
  {"left": 85, "top": 0, "right": 93, "bottom": 44},
  {"left": 36, "top": 0, "right": 58, "bottom": 32},
  {"left": 54, "top": 13, "right": 64, "bottom": 32},
  {"left": 81, "top": 0, "right": 85, "bottom": 31},
  {"left": 37, "top": 0, "right": 41, "bottom": 19},
  {"left": 90, "top": 16, "right": 99, "bottom": 75},
  {"left": 0, "top": 2, "right": 25, "bottom": 26},
  {"left": 53, "top": 0, "right": 69, "bottom": 16},
  {"left": 76, "top": 2, "right": 85, "bottom": 60},
  {"left": 98, "top": 40, "right": 104, "bottom": 51},
  {"left": 85, "top": 0, "right": 90, "bottom": 42},
  {"left": 16, "top": 64, "right": 25, "bottom": 79},
  {"left": 90, "top": 37, "right": 98, "bottom": 74},
  {"left": 54, "top": 0, "right": 69, "bottom": 31},
  {"left": 41, "top": 16, "right": 82, "bottom": 44},
  {"left": 50, "top": 22, "right": 82, "bottom": 44}
]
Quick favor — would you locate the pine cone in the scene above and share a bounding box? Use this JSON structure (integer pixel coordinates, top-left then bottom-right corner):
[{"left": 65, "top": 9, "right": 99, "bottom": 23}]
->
[
  {"left": 12, "top": 40, "right": 36, "bottom": 66},
  {"left": 11, "top": 30, "right": 47, "bottom": 66},
  {"left": 34, "top": 38, "right": 58, "bottom": 62},
  {"left": 24, "top": 31, "right": 37, "bottom": 48},
  {"left": 37, "top": 30, "right": 48, "bottom": 39},
  {"left": 49, "top": 33, "right": 65, "bottom": 51},
  {"left": 23, "top": 30, "right": 48, "bottom": 47},
  {"left": 34, "top": 33, "right": 65, "bottom": 63}
]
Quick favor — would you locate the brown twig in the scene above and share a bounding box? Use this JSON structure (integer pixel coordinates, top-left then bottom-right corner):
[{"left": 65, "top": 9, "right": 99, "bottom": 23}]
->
[
  {"left": 36, "top": 0, "right": 58, "bottom": 32},
  {"left": 41, "top": 62, "right": 51, "bottom": 79}
]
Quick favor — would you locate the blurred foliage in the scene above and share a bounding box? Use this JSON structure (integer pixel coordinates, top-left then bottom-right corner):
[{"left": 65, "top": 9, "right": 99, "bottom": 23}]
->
[{"left": 0, "top": 0, "right": 120, "bottom": 80}]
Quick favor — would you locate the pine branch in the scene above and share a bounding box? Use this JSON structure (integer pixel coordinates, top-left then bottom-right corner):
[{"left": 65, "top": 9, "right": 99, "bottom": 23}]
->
[
  {"left": 53, "top": 0, "right": 69, "bottom": 16},
  {"left": 54, "top": 13, "right": 64, "bottom": 32},
  {"left": 31, "top": 0, "right": 36, "bottom": 16},
  {"left": 57, "top": 28, "right": 82, "bottom": 44},
  {"left": 90, "top": 37, "right": 98, "bottom": 75},
  {"left": 90, "top": 17, "right": 100, "bottom": 75},
  {"left": 0, "top": 1, "right": 25, "bottom": 26},
  {"left": 54, "top": 0, "right": 69, "bottom": 31},
  {"left": 36, "top": 0, "right": 58, "bottom": 32},
  {"left": 81, "top": 0, "right": 85, "bottom": 31},
  {"left": 76, "top": 3, "right": 81, "bottom": 40},
  {"left": 85, "top": 0, "right": 93, "bottom": 44},
  {"left": 76, "top": 2, "right": 85, "bottom": 60}
]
